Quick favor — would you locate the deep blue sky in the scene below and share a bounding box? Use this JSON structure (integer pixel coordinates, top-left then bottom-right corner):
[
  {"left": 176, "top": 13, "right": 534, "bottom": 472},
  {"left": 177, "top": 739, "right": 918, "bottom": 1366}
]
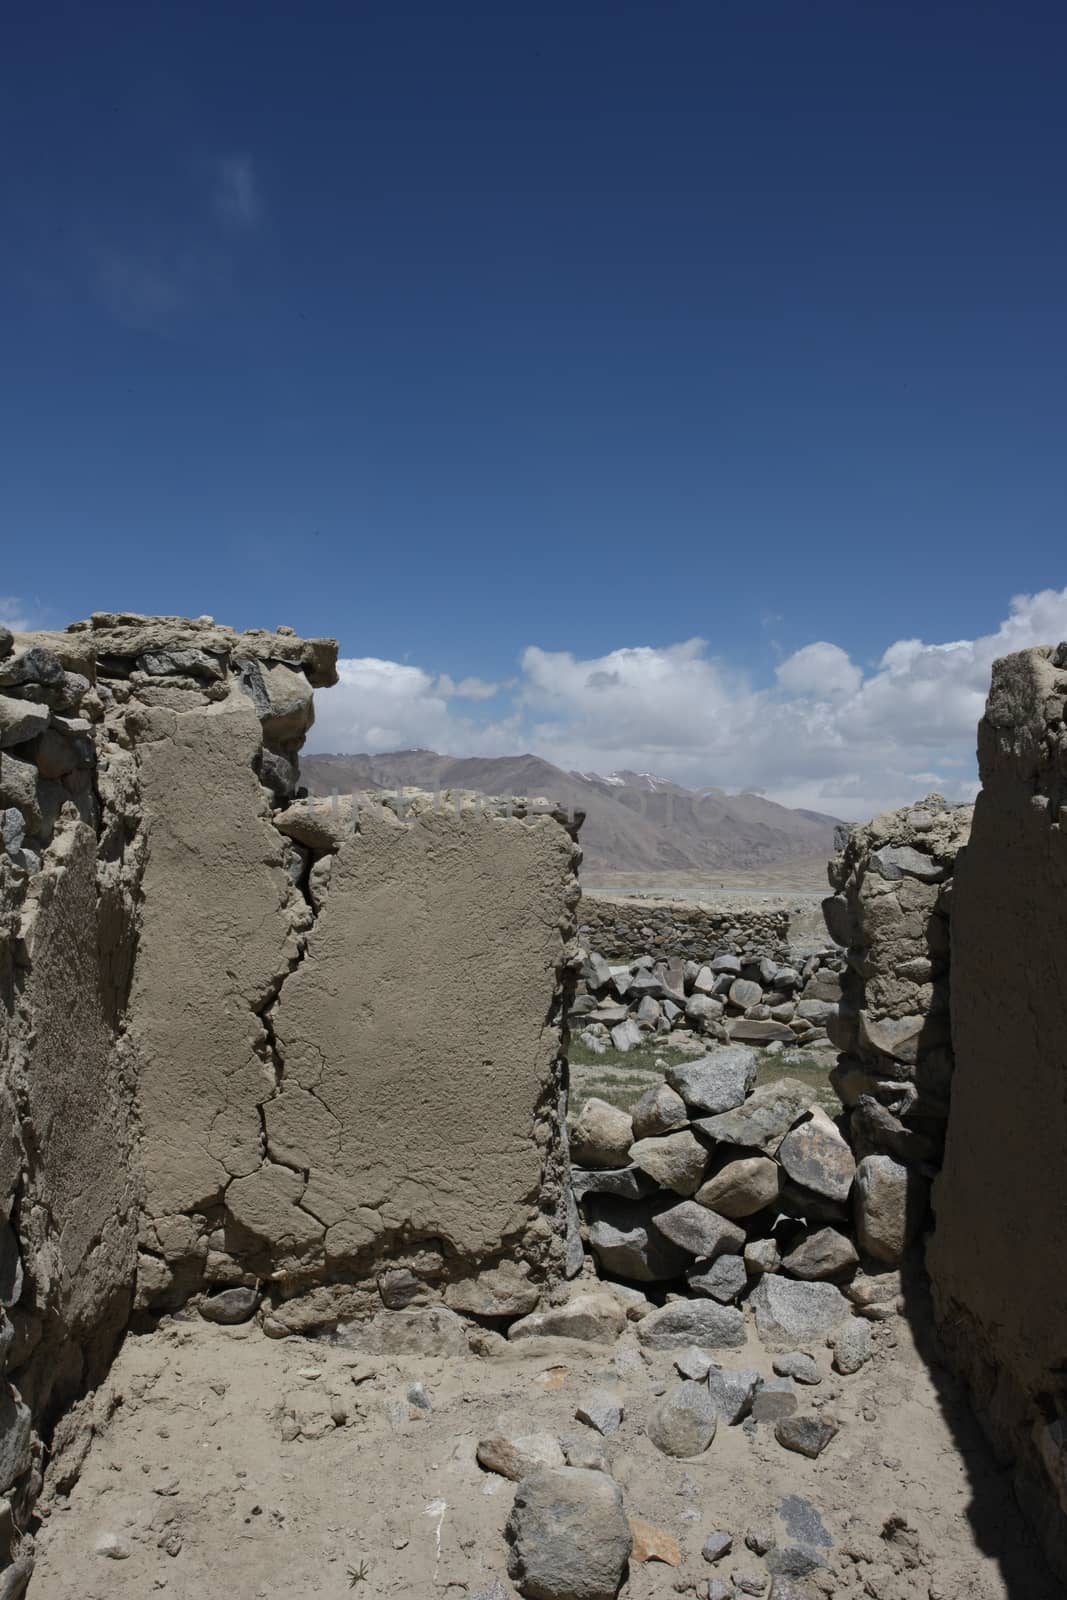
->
[{"left": 3, "top": 0, "right": 1065, "bottom": 688}]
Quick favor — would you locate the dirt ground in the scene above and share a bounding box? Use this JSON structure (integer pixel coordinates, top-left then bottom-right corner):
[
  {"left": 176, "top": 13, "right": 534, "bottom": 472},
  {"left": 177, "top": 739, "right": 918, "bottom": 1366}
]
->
[{"left": 32, "top": 1285, "right": 1059, "bottom": 1600}]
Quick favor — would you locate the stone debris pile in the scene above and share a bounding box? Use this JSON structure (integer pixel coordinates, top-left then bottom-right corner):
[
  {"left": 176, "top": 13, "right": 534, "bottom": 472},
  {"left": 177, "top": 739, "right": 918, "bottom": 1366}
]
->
[{"left": 571, "top": 945, "right": 845, "bottom": 1055}]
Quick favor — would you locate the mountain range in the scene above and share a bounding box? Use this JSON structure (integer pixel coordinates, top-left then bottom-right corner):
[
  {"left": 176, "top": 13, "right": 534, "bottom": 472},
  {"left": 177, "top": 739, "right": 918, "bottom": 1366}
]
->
[{"left": 299, "top": 750, "right": 839, "bottom": 877}]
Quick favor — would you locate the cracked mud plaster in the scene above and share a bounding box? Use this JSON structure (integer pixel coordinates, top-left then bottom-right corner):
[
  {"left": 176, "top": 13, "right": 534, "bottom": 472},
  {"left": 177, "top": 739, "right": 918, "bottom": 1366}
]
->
[{"left": 127, "top": 689, "right": 578, "bottom": 1290}]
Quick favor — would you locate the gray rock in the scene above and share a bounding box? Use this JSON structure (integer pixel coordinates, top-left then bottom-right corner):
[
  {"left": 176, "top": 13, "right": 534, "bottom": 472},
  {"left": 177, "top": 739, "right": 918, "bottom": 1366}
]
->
[
  {"left": 630, "top": 1082, "right": 688, "bottom": 1140},
  {"left": 729, "top": 978, "right": 763, "bottom": 1009},
  {"left": 691, "top": 964, "right": 716, "bottom": 993},
  {"left": 198, "top": 1286, "right": 260, "bottom": 1324},
  {"left": 772, "top": 1352, "right": 821, "bottom": 1386},
  {"left": 772, "top": 1494, "right": 831, "bottom": 1556},
  {"left": 571, "top": 1166, "right": 656, "bottom": 1203},
  {"left": 0, "top": 809, "right": 24, "bottom": 856},
  {"left": 706, "top": 1582, "right": 733, "bottom": 1600},
  {"left": 685, "top": 993, "right": 725, "bottom": 1027},
  {"left": 0, "top": 647, "right": 63, "bottom": 690},
  {"left": 562, "top": 1437, "right": 608, "bottom": 1472},
  {"left": 711, "top": 955, "right": 742, "bottom": 974},
  {"left": 258, "top": 746, "right": 298, "bottom": 801},
  {"left": 702, "top": 1532, "right": 733, "bottom": 1563},
  {"left": 869, "top": 844, "right": 944, "bottom": 882},
  {"left": 854, "top": 1154, "right": 926, "bottom": 1264},
  {"left": 141, "top": 647, "right": 225, "bottom": 681},
  {"left": 356, "top": 1307, "right": 469, "bottom": 1357},
  {"left": 0, "top": 628, "right": 11, "bottom": 661},
  {"left": 749, "top": 1276, "right": 850, "bottom": 1348},
  {"left": 0, "top": 1391, "right": 32, "bottom": 1493},
  {"left": 575, "top": 1389, "right": 624, "bottom": 1435},
  {"left": 688, "top": 1253, "right": 747, "bottom": 1303},
  {"left": 637, "top": 1300, "right": 746, "bottom": 1350},
  {"left": 505, "top": 1467, "right": 632, "bottom": 1600},
  {"left": 478, "top": 1432, "right": 567, "bottom": 1480},
  {"left": 585, "top": 1197, "right": 690, "bottom": 1282},
  {"left": 636, "top": 994, "right": 661, "bottom": 1024},
  {"left": 774, "top": 1414, "right": 838, "bottom": 1458},
  {"left": 751, "top": 1378, "right": 798, "bottom": 1423},
  {"left": 707, "top": 1364, "right": 759, "bottom": 1424},
  {"left": 471, "top": 1584, "right": 515, "bottom": 1600},
  {"left": 582, "top": 953, "right": 613, "bottom": 991},
  {"left": 744, "top": 1238, "right": 781, "bottom": 1276},
  {"left": 729, "top": 1019, "right": 795, "bottom": 1043},
  {"left": 652, "top": 1201, "right": 744, "bottom": 1259},
  {"left": 777, "top": 1111, "right": 856, "bottom": 1204},
  {"left": 572, "top": 1099, "right": 634, "bottom": 1170},
  {"left": 745, "top": 1526, "right": 774, "bottom": 1554},
  {"left": 697, "top": 1155, "right": 780, "bottom": 1218},
  {"left": 629, "top": 1131, "right": 708, "bottom": 1195},
  {"left": 781, "top": 1227, "right": 858, "bottom": 1282},
  {"left": 831, "top": 1317, "right": 873, "bottom": 1374},
  {"left": 610, "top": 1019, "right": 644, "bottom": 1052},
  {"left": 646, "top": 1380, "right": 718, "bottom": 1458},
  {"left": 0, "top": 755, "right": 38, "bottom": 825},
  {"left": 0, "top": 696, "right": 49, "bottom": 751},
  {"left": 693, "top": 1079, "right": 812, "bottom": 1154},
  {"left": 666, "top": 1050, "right": 757, "bottom": 1116},
  {"left": 509, "top": 1294, "right": 625, "bottom": 1346},
  {"left": 674, "top": 1344, "right": 714, "bottom": 1380}
]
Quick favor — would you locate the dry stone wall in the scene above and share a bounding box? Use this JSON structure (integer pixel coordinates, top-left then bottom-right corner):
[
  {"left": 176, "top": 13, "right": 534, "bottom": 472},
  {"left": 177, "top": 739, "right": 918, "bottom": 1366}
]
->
[
  {"left": 580, "top": 895, "right": 793, "bottom": 963},
  {"left": 927, "top": 647, "right": 1067, "bottom": 1582}
]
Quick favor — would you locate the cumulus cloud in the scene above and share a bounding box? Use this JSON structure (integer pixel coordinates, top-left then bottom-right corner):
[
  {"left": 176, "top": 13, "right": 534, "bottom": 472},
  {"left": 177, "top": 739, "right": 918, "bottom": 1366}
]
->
[{"left": 307, "top": 588, "right": 1067, "bottom": 818}]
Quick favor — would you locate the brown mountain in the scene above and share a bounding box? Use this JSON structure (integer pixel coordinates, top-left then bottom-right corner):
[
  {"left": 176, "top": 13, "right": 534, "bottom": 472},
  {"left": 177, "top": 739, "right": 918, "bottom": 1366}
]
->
[{"left": 299, "top": 750, "right": 839, "bottom": 876}]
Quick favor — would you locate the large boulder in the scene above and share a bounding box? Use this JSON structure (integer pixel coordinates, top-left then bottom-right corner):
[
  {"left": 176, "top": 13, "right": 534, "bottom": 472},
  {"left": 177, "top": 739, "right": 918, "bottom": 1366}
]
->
[
  {"left": 636, "top": 1299, "right": 746, "bottom": 1350},
  {"left": 666, "top": 1050, "right": 757, "bottom": 1114},
  {"left": 776, "top": 1111, "right": 856, "bottom": 1204},
  {"left": 749, "top": 1275, "right": 850, "bottom": 1348},
  {"left": 781, "top": 1227, "right": 858, "bottom": 1282},
  {"left": 692, "top": 1079, "right": 812, "bottom": 1154},
  {"left": 697, "top": 1155, "right": 780, "bottom": 1218},
  {"left": 509, "top": 1294, "right": 625, "bottom": 1346},
  {"left": 853, "top": 1154, "right": 926, "bottom": 1263},
  {"left": 651, "top": 1201, "right": 744, "bottom": 1260},
  {"left": 506, "top": 1467, "right": 632, "bottom": 1600},
  {"left": 572, "top": 1099, "right": 634, "bottom": 1170},
  {"left": 628, "top": 1131, "right": 708, "bottom": 1195},
  {"left": 630, "top": 1082, "right": 688, "bottom": 1140}
]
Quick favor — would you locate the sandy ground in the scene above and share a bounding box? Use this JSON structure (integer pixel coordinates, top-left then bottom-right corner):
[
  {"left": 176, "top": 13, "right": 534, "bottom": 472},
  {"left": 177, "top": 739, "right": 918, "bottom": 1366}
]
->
[{"left": 32, "top": 1284, "right": 1058, "bottom": 1600}]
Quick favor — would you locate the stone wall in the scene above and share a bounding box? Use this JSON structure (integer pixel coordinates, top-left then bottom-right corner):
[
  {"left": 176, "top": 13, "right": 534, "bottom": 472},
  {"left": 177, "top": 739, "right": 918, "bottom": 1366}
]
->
[
  {"left": 927, "top": 647, "right": 1067, "bottom": 1581},
  {"left": 0, "top": 614, "right": 579, "bottom": 1582},
  {"left": 581, "top": 895, "right": 801, "bottom": 964}
]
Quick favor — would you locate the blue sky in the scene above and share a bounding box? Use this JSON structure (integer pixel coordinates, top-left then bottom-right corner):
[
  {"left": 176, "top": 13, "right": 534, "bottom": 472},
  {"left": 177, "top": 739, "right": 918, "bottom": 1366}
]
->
[{"left": 3, "top": 1, "right": 1065, "bottom": 813}]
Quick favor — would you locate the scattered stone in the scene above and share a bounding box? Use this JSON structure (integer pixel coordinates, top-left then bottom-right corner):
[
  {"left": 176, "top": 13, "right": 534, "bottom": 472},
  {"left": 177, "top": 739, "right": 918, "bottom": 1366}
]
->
[
  {"left": 646, "top": 1381, "right": 718, "bottom": 1458},
  {"left": 505, "top": 1467, "right": 632, "bottom": 1600},
  {"left": 509, "top": 1293, "right": 625, "bottom": 1346},
  {"left": 630, "top": 1082, "right": 688, "bottom": 1139},
  {"left": 777, "top": 1111, "right": 856, "bottom": 1204},
  {"left": 665, "top": 1049, "right": 757, "bottom": 1115},
  {"left": 611, "top": 1019, "right": 644, "bottom": 1052},
  {"left": 688, "top": 1253, "right": 747, "bottom": 1303},
  {"left": 845, "top": 1268, "right": 902, "bottom": 1317},
  {"left": 749, "top": 1276, "right": 850, "bottom": 1348},
  {"left": 770, "top": 1494, "right": 832, "bottom": 1574},
  {"left": 575, "top": 1390, "right": 624, "bottom": 1436},
  {"left": 636, "top": 1299, "right": 746, "bottom": 1350},
  {"left": 772, "top": 1352, "right": 821, "bottom": 1386},
  {"left": 652, "top": 1200, "right": 744, "bottom": 1259},
  {"left": 774, "top": 1413, "right": 839, "bottom": 1458},
  {"left": 697, "top": 1155, "right": 780, "bottom": 1218},
  {"left": 707, "top": 1581, "right": 733, "bottom": 1600},
  {"left": 563, "top": 1437, "right": 608, "bottom": 1471},
  {"left": 831, "top": 1317, "right": 873, "bottom": 1374},
  {"left": 628, "top": 1517, "right": 681, "bottom": 1565},
  {"left": 94, "top": 1532, "right": 132, "bottom": 1559},
  {"left": 781, "top": 1227, "right": 858, "bottom": 1282},
  {"left": 478, "top": 1432, "right": 566, "bottom": 1480},
  {"left": 707, "top": 1364, "right": 759, "bottom": 1425},
  {"left": 729, "top": 978, "right": 763, "bottom": 1009},
  {"left": 629, "top": 1131, "right": 708, "bottom": 1195},
  {"left": 446, "top": 1259, "right": 539, "bottom": 1318},
  {"left": 751, "top": 1378, "right": 798, "bottom": 1423},
  {"left": 675, "top": 1345, "right": 714, "bottom": 1381},
  {"left": 572, "top": 1099, "right": 635, "bottom": 1170},
  {"left": 729, "top": 1019, "right": 795, "bottom": 1043},
  {"left": 702, "top": 1531, "right": 733, "bottom": 1563},
  {"left": 198, "top": 1287, "right": 260, "bottom": 1324},
  {"left": 745, "top": 1526, "right": 774, "bottom": 1555},
  {"left": 711, "top": 954, "right": 742, "bottom": 974}
]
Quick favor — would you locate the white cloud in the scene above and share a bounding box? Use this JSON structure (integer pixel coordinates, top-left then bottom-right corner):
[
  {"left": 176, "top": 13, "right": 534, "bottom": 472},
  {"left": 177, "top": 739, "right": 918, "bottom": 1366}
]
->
[
  {"left": 307, "top": 588, "right": 1067, "bottom": 819},
  {"left": 212, "top": 155, "right": 262, "bottom": 230},
  {"left": 0, "top": 597, "right": 33, "bottom": 633}
]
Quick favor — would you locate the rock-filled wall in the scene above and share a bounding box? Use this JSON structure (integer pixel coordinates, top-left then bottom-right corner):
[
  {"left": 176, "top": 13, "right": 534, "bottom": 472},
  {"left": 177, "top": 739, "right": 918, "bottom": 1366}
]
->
[
  {"left": 823, "top": 795, "right": 972, "bottom": 1254},
  {"left": 580, "top": 896, "right": 795, "bottom": 963},
  {"left": 0, "top": 613, "right": 579, "bottom": 1584},
  {"left": 927, "top": 648, "right": 1067, "bottom": 1582}
]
